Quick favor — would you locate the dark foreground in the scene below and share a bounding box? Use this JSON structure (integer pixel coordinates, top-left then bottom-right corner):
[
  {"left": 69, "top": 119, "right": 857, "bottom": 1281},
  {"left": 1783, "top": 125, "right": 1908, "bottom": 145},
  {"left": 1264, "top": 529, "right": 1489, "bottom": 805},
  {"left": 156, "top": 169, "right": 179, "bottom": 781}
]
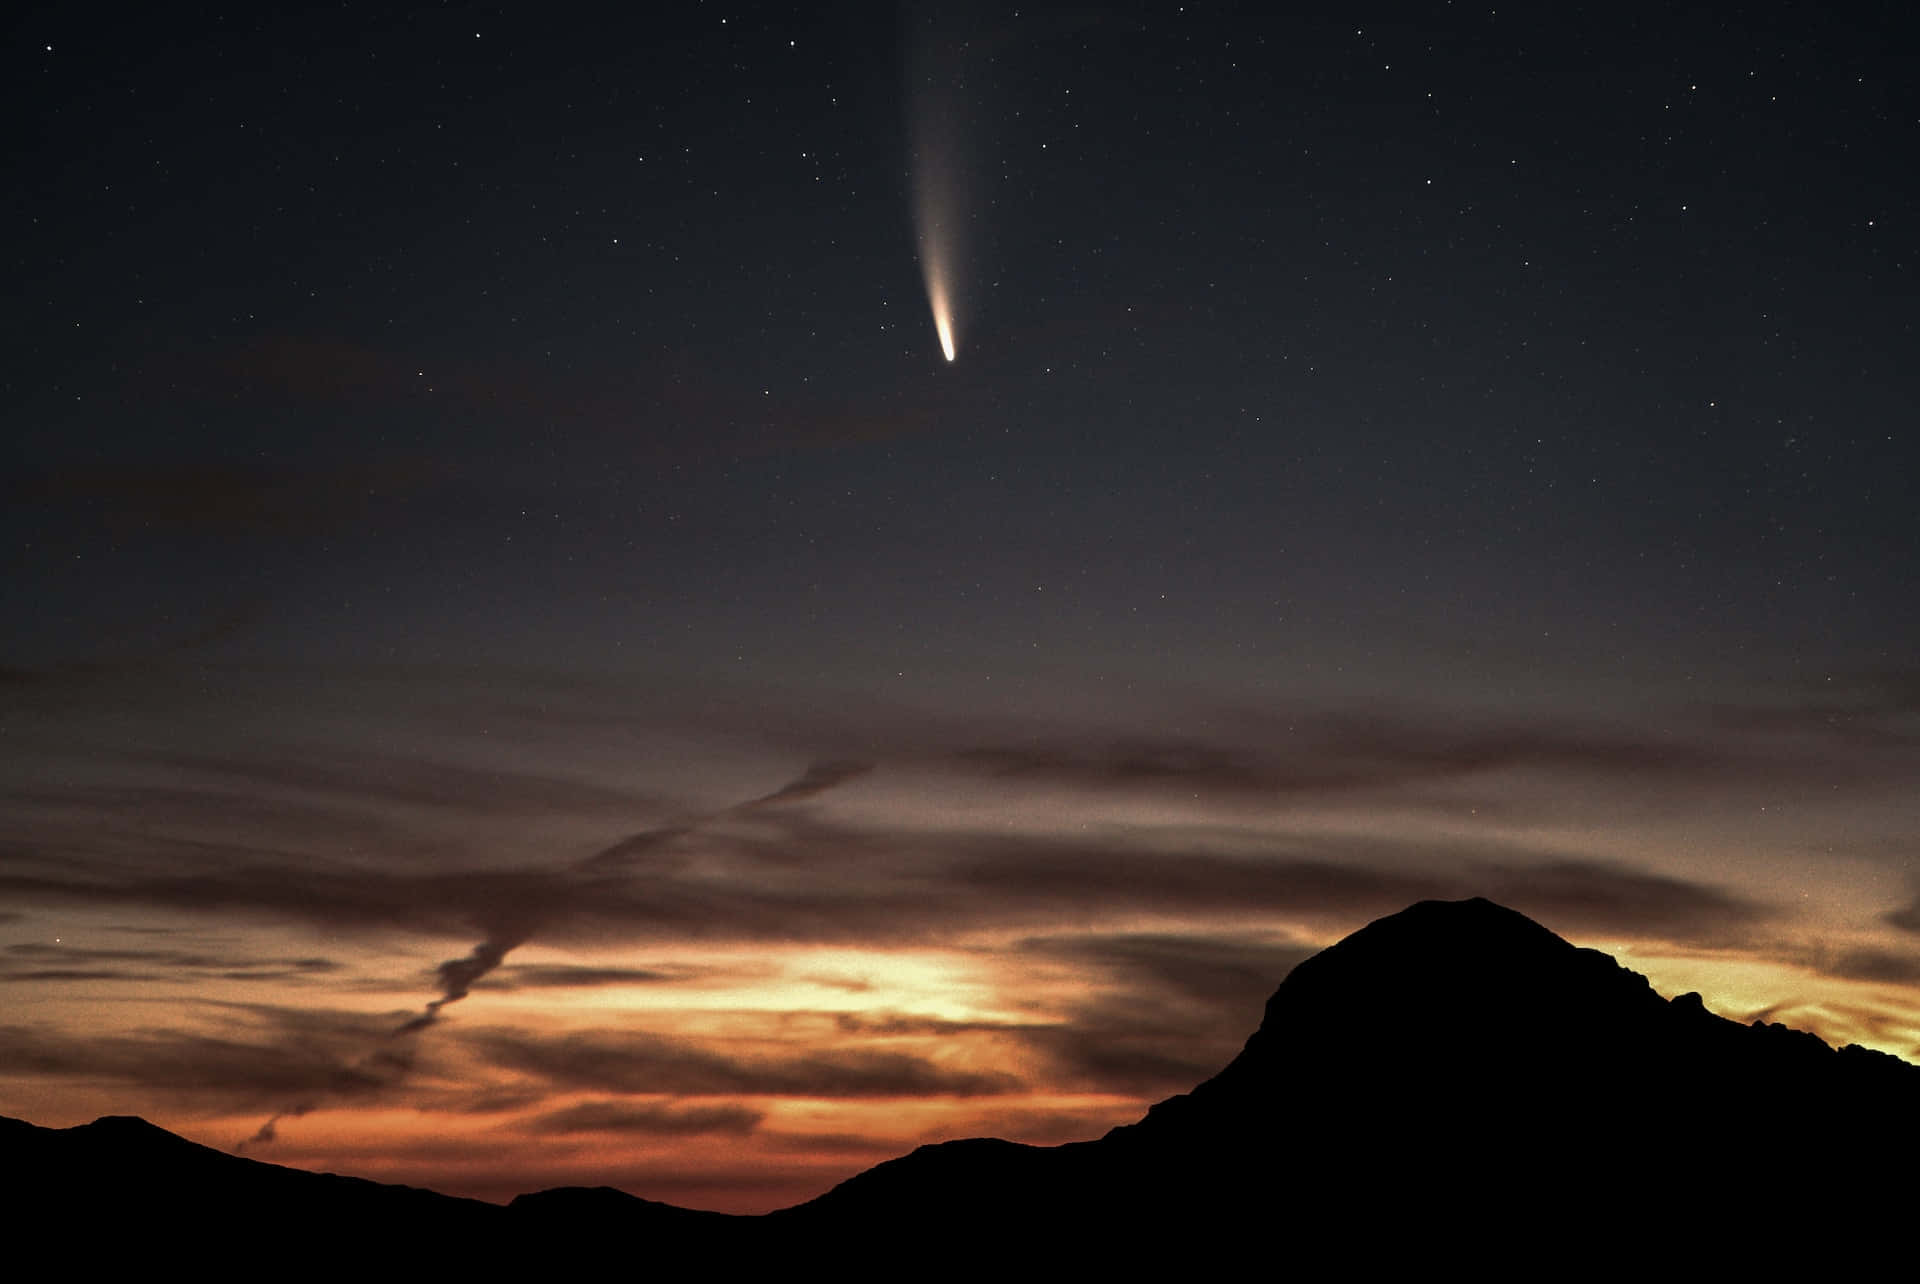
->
[{"left": 6, "top": 898, "right": 1913, "bottom": 1271}]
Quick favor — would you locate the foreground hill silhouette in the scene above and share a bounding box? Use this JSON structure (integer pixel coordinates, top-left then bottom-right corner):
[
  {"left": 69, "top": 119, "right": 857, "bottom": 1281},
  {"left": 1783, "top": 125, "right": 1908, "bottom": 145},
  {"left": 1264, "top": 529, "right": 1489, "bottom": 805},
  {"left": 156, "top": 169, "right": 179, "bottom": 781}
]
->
[{"left": 6, "top": 898, "right": 1913, "bottom": 1268}]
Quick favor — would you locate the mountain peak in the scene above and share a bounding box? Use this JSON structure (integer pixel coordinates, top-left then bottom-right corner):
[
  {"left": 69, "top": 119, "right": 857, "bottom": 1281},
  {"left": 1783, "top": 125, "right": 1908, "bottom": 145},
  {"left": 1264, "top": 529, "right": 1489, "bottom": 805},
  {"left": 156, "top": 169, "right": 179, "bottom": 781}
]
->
[
  {"left": 1292, "top": 895, "right": 1579, "bottom": 974},
  {"left": 1119, "top": 898, "right": 1671, "bottom": 1143},
  {"left": 1242, "top": 895, "right": 1647, "bottom": 1043},
  {"left": 81, "top": 1114, "right": 183, "bottom": 1138}
]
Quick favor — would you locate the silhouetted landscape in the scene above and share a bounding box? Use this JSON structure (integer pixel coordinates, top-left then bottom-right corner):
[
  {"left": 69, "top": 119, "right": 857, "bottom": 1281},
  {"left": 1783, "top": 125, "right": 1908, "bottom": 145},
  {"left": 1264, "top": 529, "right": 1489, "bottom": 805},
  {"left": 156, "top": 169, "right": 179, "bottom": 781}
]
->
[{"left": 5, "top": 898, "right": 1911, "bottom": 1268}]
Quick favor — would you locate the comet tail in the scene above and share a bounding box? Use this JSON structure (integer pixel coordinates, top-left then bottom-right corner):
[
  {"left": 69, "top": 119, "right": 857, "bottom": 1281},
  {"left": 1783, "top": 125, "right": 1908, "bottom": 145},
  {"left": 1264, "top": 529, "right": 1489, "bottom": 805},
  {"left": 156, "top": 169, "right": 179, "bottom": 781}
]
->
[{"left": 908, "top": 7, "right": 970, "bottom": 364}]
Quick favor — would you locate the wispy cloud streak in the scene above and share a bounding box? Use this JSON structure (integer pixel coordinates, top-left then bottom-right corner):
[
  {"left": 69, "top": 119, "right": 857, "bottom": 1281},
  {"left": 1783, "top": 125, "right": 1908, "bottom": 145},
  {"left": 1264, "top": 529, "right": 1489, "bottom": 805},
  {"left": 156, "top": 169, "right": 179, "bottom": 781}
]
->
[{"left": 240, "top": 760, "right": 874, "bottom": 1144}]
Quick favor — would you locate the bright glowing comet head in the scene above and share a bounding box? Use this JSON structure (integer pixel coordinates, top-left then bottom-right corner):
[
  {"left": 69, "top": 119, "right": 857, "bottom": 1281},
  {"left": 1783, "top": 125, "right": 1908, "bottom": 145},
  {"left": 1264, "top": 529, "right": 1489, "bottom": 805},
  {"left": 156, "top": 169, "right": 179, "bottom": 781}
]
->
[{"left": 931, "top": 283, "right": 957, "bottom": 363}]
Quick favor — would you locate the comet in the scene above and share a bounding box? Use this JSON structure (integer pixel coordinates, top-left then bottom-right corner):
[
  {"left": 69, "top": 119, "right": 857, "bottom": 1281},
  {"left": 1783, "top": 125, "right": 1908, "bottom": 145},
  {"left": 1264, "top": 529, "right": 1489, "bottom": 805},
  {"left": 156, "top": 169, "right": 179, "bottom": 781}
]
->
[{"left": 906, "top": 5, "right": 974, "bottom": 364}]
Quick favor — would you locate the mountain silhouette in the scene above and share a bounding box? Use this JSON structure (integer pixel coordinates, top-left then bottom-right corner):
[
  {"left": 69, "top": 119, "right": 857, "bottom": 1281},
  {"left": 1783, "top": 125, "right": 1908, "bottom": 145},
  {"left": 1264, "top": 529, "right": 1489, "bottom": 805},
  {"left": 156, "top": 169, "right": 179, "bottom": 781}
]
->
[{"left": 6, "top": 898, "right": 1912, "bottom": 1268}]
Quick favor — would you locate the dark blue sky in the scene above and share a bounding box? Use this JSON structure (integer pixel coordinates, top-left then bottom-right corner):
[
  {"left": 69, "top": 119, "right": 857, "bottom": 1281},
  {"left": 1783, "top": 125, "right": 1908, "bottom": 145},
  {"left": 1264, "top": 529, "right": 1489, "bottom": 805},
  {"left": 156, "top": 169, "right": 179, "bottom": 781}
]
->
[{"left": 8, "top": 0, "right": 1913, "bottom": 707}]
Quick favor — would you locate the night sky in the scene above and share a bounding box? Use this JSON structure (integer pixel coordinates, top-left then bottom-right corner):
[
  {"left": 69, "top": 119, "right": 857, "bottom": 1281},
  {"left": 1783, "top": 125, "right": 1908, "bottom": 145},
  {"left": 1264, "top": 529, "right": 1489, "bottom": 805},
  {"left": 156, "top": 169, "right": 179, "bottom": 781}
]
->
[{"left": 4, "top": 1, "right": 1917, "bottom": 1211}]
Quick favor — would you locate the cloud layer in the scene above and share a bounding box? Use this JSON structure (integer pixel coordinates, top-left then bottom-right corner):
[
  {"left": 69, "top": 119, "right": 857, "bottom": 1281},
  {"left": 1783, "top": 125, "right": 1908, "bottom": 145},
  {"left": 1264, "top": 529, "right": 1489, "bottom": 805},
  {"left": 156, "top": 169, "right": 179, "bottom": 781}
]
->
[{"left": 3, "top": 672, "right": 1916, "bottom": 1209}]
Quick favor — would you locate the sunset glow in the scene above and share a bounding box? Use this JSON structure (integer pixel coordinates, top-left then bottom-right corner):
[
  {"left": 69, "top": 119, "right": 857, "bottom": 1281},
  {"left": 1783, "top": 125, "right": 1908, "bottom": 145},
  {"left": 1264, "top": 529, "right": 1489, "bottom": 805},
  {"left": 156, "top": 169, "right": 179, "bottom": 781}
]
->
[
  {"left": 6, "top": 2, "right": 1914, "bottom": 1220},
  {"left": 6, "top": 667, "right": 1918, "bottom": 1210}
]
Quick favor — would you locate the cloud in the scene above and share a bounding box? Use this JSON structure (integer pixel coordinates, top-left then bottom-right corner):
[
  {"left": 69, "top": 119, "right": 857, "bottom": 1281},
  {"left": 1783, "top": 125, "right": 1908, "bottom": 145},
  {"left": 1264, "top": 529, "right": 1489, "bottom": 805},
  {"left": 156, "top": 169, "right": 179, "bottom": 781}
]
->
[
  {"left": 0, "top": 716, "right": 1788, "bottom": 1140},
  {"left": 1014, "top": 1020, "right": 1240, "bottom": 1097},
  {"left": 4, "top": 780, "right": 405, "bottom": 854},
  {"left": 1019, "top": 932, "right": 1317, "bottom": 1009},
  {"left": 952, "top": 714, "right": 1732, "bottom": 799},
  {"left": 1472, "top": 861, "right": 1769, "bottom": 941},
  {"left": 1703, "top": 673, "right": 1920, "bottom": 750},
  {"left": 0, "top": 805, "right": 1770, "bottom": 963},
  {"left": 950, "top": 697, "right": 1920, "bottom": 807},
  {"left": 518, "top": 1100, "right": 764, "bottom": 1137},
  {"left": 0, "top": 1009, "right": 408, "bottom": 1111},
  {"left": 142, "top": 748, "right": 653, "bottom": 819},
  {"left": 382, "top": 760, "right": 880, "bottom": 1031},
  {"left": 577, "top": 826, "right": 697, "bottom": 872},
  {"left": 3, "top": 942, "right": 338, "bottom": 975},
  {"left": 0, "top": 942, "right": 340, "bottom": 987},
  {"left": 395, "top": 933, "right": 531, "bottom": 1034},
  {"left": 1741, "top": 996, "right": 1920, "bottom": 1054},
  {"left": 498, "top": 964, "right": 699, "bottom": 989},
  {"left": 216, "top": 758, "right": 903, "bottom": 1140},
  {"left": 1000, "top": 932, "right": 1318, "bottom": 1096},
  {"left": 758, "top": 1130, "right": 903, "bottom": 1156},
  {"left": 1888, "top": 896, "right": 1920, "bottom": 936},
  {"left": 743, "top": 760, "right": 873, "bottom": 808},
  {"left": 951, "top": 843, "right": 1455, "bottom": 921},
  {"left": 828, "top": 1012, "right": 1037, "bottom": 1039},
  {"left": 468, "top": 1027, "right": 1022, "bottom": 1099},
  {"left": 1807, "top": 946, "right": 1920, "bottom": 986},
  {"left": 4, "top": 969, "right": 174, "bottom": 982}
]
